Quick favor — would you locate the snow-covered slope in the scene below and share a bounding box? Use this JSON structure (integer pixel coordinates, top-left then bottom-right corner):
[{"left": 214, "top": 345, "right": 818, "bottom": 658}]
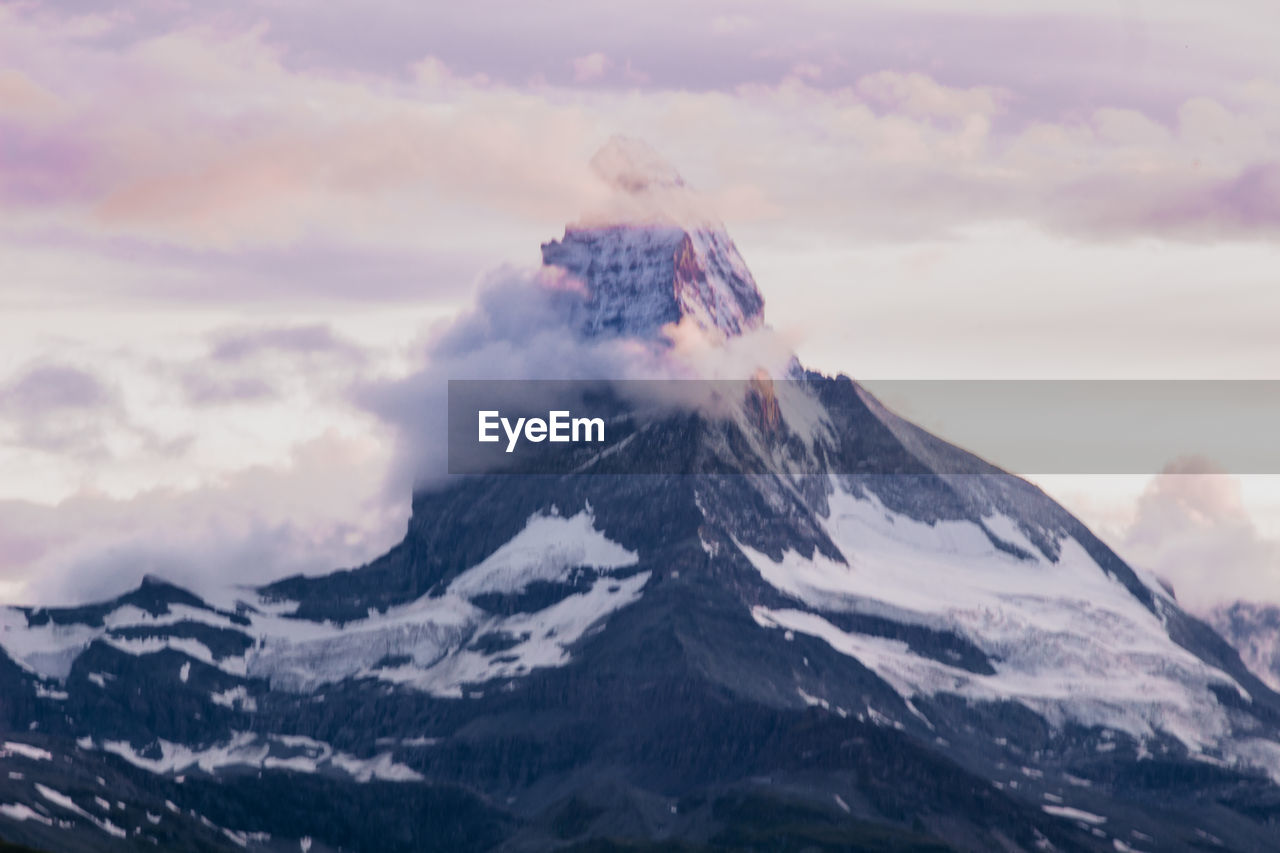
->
[
  {"left": 0, "top": 509, "right": 647, "bottom": 701},
  {"left": 747, "top": 483, "right": 1268, "bottom": 772}
]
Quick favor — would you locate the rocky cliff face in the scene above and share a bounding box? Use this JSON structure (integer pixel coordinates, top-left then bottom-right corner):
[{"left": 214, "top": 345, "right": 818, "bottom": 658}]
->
[{"left": 541, "top": 224, "right": 765, "bottom": 340}]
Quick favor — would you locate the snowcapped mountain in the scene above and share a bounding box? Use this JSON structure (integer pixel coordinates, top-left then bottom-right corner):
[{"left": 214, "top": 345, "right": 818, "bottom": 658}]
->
[{"left": 3, "top": 143, "right": 1280, "bottom": 853}]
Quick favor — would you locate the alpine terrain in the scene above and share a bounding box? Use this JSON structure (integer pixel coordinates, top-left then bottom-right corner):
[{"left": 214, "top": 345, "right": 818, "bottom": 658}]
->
[{"left": 3, "top": 139, "right": 1280, "bottom": 853}]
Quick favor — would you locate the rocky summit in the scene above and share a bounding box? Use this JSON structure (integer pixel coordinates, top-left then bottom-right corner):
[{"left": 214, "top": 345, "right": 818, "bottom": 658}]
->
[{"left": 3, "top": 143, "right": 1280, "bottom": 853}]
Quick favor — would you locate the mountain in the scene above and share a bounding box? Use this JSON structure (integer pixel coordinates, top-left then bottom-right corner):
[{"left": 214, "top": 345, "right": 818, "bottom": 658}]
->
[{"left": 4, "top": 140, "right": 1280, "bottom": 852}]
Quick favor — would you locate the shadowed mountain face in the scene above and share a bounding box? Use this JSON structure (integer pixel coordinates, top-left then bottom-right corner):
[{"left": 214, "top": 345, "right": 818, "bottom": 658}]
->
[{"left": 4, "top": 144, "right": 1280, "bottom": 853}]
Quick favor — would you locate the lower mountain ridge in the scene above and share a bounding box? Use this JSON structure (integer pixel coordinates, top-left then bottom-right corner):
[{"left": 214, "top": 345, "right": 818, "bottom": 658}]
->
[{"left": 3, "top": 372, "right": 1280, "bottom": 853}]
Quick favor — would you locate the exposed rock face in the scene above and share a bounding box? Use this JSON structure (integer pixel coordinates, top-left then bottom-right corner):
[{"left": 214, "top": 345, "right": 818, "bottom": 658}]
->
[{"left": 540, "top": 223, "right": 764, "bottom": 340}]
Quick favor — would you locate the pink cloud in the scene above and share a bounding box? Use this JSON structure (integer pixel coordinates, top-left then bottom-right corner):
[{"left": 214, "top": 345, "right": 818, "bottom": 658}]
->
[
  {"left": 1117, "top": 458, "right": 1280, "bottom": 610},
  {"left": 2, "top": 4, "right": 1279, "bottom": 261},
  {"left": 0, "top": 69, "right": 63, "bottom": 121},
  {"left": 4, "top": 0, "right": 1280, "bottom": 615},
  {"left": 572, "top": 51, "right": 609, "bottom": 82},
  {"left": 857, "top": 70, "right": 1008, "bottom": 119},
  {"left": 789, "top": 62, "right": 823, "bottom": 82},
  {"left": 0, "top": 432, "right": 407, "bottom": 605},
  {"left": 710, "top": 14, "right": 757, "bottom": 37}
]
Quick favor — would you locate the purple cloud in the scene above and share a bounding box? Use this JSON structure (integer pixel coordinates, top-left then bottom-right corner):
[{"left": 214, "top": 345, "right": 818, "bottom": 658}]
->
[
  {"left": 0, "top": 363, "right": 188, "bottom": 457},
  {"left": 0, "top": 364, "right": 113, "bottom": 411},
  {"left": 0, "top": 364, "right": 121, "bottom": 455},
  {"left": 209, "top": 324, "right": 366, "bottom": 362}
]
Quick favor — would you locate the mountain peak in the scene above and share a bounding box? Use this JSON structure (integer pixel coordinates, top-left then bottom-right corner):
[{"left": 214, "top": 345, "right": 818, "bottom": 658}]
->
[
  {"left": 541, "top": 138, "right": 765, "bottom": 341},
  {"left": 541, "top": 223, "right": 765, "bottom": 341}
]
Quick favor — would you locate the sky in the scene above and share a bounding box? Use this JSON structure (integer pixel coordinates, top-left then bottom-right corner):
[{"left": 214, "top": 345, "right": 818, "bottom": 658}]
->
[{"left": 1, "top": 0, "right": 1278, "bottom": 610}]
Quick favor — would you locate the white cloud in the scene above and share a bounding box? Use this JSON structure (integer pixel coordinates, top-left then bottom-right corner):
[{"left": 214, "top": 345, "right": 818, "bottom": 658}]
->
[
  {"left": 0, "top": 432, "right": 408, "bottom": 605},
  {"left": 1040, "top": 464, "right": 1280, "bottom": 612},
  {"left": 1115, "top": 461, "right": 1280, "bottom": 610},
  {"left": 710, "top": 14, "right": 757, "bottom": 36}
]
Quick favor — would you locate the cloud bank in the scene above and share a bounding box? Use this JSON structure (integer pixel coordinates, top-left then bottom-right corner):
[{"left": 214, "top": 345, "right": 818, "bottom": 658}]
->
[
  {"left": 1115, "top": 460, "right": 1280, "bottom": 611},
  {"left": 3, "top": 0, "right": 1280, "bottom": 612}
]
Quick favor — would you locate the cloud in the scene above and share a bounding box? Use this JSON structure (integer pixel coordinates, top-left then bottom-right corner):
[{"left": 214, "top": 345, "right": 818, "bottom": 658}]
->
[
  {"left": 0, "top": 432, "right": 407, "bottom": 605},
  {"left": 3, "top": 0, "right": 1280, "bottom": 611},
  {"left": 1044, "top": 161, "right": 1280, "bottom": 240},
  {"left": 163, "top": 322, "right": 377, "bottom": 406},
  {"left": 0, "top": 363, "right": 132, "bottom": 456},
  {"left": 176, "top": 324, "right": 367, "bottom": 405},
  {"left": 856, "top": 71, "right": 1007, "bottom": 119},
  {"left": 0, "top": 230, "right": 491, "bottom": 306},
  {"left": 0, "top": 320, "right": 414, "bottom": 605},
  {"left": 31, "top": 0, "right": 1266, "bottom": 117},
  {"left": 0, "top": 14, "right": 605, "bottom": 254},
  {"left": 0, "top": 364, "right": 112, "bottom": 411},
  {"left": 1114, "top": 458, "right": 1280, "bottom": 610},
  {"left": 710, "top": 14, "right": 757, "bottom": 37},
  {"left": 0, "top": 69, "right": 63, "bottom": 122},
  {"left": 179, "top": 373, "right": 277, "bottom": 406},
  {"left": 353, "top": 265, "right": 642, "bottom": 495},
  {"left": 209, "top": 324, "right": 366, "bottom": 363},
  {"left": 0, "top": 253, "right": 684, "bottom": 604},
  {"left": 572, "top": 52, "right": 610, "bottom": 83},
  {"left": 4, "top": 3, "right": 1278, "bottom": 268},
  {"left": 0, "top": 317, "right": 395, "bottom": 496},
  {"left": 355, "top": 238, "right": 797, "bottom": 496}
]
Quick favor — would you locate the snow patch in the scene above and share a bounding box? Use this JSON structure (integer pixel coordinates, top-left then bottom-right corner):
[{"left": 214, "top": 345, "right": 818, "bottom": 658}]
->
[
  {"left": 247, "top": 510, "right": 647, "bottom": 696},
  {"left": 744, "top": 484, "right": 1251, "bottom": 756},
  {"left": 0, "top": 802, "right": 51, "bottom": 825},
  {"left": 2, "top": 741, "right": 51, "bottom": 761},
  {"left": 1042, "top": 804, "right": 1107, "bottom": 825},
  {"left": 34, "top": 683, "right": 68, "bottom": 700},
  {"left": 376, "top": 571, "right": 650, "bottom": 697},
  {"left": 0, "top": 607, "right": 99, "bottom": 679},
  {"left": 211, "top": 686, "right": 257, "bottom": 711},
  {"left": 36, "top": 783, "right": 91, "bottom": 819},
  {"left": 97, "top": 733, "right": 422, "bottom": 782},
  {"left": 447, "top": 509, "right": 638, "bottom": 598}
]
